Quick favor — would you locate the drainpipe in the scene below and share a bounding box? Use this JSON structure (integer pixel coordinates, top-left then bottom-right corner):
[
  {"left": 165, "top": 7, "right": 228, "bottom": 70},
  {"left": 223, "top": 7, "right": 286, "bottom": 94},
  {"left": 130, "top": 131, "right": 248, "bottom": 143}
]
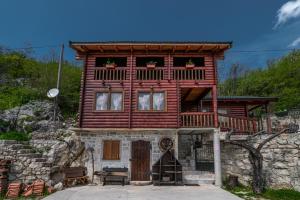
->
[{"left": 213, "top": 129, "right": 222, "bottom": 187}]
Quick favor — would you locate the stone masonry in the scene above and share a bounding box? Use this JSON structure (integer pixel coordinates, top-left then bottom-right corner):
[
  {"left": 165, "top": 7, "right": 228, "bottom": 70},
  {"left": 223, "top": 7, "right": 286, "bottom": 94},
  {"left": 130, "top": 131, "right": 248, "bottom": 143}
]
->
[
  {"left": 221, "top": 132, "right": 300, "bottom": 191},
  {"left": 0, "top": 130, "right": 85, "bottom": 186},
  {"left": 78, "top": 129, "right": 177, "bottom": 183}
]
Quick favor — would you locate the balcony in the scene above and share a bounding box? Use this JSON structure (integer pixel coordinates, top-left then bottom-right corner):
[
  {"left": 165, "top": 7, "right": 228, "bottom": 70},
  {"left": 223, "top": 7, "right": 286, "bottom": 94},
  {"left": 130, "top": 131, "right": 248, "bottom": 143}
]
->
[
  {"left": 180, "top": 112, "right": 263, "bottom": 134},
  {"left": 218, "top": 113, "right": 262, "bottom": 134},
  {"left": 94, "top": 68, "right": 127, "bottom": 80},
  {"left": 173, "top": 67, "right": 206, "bottom": 80},
  {"left": 180, "top": 112, "right": 215, "bottom": 128},
  {"left": 136, "top": 68, "right": 164, "bottom": 80}
]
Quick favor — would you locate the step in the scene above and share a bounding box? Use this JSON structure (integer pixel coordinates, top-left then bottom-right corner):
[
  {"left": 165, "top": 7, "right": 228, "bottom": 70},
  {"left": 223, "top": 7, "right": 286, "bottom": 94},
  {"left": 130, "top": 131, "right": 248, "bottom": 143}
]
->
[
  {"left": 18, "top": 153, "right": 43, "bottom": 158},
  {"left": 182, "top": 171, "right": 215, "bottom": 185},
  {"left": 17, "top": 149, "right": 36, "bottom": 154},
  {"left": 34, "top": 158, "right": 47, "bottom": 162}
]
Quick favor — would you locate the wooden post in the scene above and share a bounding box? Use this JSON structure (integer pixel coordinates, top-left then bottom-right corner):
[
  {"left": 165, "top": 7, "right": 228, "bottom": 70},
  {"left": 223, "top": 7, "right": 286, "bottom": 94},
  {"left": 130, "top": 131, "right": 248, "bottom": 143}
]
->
[
  {"left": 54, "top": 44, "right": 64, "bottom": 122},
  {"left": 212, "top": 85, "right": 218, "bottom": 127},
  {"left": 128, "top": 52, "right": 133, "bottom": 128},
  {"left": 265, "top": 104, "right": 272, "bottom": 133}
]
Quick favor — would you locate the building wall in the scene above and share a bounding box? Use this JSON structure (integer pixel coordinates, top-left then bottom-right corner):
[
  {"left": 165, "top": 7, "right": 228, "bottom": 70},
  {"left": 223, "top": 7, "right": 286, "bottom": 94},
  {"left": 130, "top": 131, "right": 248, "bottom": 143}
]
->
[
  {"left": 79, "top": 129, "right": 177, "bottom": 183},
  {"left": 79, "top": 53, "right": 217, "bottom": 129}
]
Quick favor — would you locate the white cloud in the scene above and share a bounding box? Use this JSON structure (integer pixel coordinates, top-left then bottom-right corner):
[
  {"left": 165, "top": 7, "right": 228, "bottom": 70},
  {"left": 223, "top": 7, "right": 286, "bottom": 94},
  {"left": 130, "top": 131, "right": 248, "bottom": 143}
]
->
[
  {"left": 274, "top": 0, "right": 300, "bottom": 28},
  {"left": 288, "top": 36, "right": 300, "bottom": 47}
]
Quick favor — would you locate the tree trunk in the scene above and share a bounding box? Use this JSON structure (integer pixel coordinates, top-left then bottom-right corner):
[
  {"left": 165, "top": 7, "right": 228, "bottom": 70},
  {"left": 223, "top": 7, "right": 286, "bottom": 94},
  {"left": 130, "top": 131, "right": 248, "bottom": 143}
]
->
[{"left": 249, "top": 151, "right": 264, "bottom": 194}]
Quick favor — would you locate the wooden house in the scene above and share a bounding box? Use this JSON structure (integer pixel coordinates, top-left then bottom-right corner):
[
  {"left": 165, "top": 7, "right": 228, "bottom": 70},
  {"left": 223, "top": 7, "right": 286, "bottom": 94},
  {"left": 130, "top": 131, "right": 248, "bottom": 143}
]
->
[{"left": 70, "top": 41, "right": 275, "bottom": 186}]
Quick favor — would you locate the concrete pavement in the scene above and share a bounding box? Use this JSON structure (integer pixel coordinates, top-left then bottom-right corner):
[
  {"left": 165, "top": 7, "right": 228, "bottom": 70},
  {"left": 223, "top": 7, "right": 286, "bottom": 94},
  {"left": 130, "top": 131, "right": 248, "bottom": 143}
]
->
[{"left": 44, "top": 185, "right": 242, "bottom": 200}]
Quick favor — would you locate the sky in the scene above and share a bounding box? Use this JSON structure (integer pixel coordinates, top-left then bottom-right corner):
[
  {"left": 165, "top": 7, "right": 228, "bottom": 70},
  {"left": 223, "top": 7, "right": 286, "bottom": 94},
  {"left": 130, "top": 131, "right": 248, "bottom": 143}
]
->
[{"left": 1, "top": 0, "right": 300, "bottom": 75}]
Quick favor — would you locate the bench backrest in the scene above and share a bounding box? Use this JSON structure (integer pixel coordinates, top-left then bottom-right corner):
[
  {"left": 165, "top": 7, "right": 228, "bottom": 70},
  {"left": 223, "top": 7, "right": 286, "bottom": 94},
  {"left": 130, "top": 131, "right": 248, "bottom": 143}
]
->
[
  {"left": 64, "top": 167, "right": 87, "bottom": 178},
  {"left": 103, "top": 167, "right": 128, "bottom": 172}
]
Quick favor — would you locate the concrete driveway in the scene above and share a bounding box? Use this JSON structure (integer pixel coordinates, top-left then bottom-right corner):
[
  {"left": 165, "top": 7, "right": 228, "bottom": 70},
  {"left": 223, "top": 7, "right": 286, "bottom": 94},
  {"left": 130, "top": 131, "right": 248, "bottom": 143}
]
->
[{"left": 44, "top": 185, "right": 241, "bottom": 200}]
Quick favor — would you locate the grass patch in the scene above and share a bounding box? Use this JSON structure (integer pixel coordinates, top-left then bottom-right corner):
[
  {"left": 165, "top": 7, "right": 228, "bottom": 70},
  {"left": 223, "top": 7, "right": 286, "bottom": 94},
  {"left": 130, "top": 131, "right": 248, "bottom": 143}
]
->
[
  {"left": 0, "top": 131, "right": 30, "bottom": 141},
  {"left": 263, "top": 189, "right": 300, "bottom": 200},
  {"left": 225, "top": 184, "right": 300, "bottom": 200}
]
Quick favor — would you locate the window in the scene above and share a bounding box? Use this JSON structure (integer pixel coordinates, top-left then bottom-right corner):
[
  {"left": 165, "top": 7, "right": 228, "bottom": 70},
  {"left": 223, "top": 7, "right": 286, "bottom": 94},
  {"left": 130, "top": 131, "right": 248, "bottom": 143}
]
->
[
  {"left": 138, "top": 91, "right": 165, "bottom": 111},
  {"left": 95, "top": 92, "right": 123, "bottom": 111},
  {"left": 103, "top": 140, "right": 120, "bottom": 160}
]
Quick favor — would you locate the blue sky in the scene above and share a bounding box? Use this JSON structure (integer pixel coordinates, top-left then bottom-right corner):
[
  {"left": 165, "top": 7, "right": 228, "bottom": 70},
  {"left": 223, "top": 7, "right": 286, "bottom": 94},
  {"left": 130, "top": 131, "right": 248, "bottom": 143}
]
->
[{"left": 1, "top": 0, "right": 300, "bottom": 75}]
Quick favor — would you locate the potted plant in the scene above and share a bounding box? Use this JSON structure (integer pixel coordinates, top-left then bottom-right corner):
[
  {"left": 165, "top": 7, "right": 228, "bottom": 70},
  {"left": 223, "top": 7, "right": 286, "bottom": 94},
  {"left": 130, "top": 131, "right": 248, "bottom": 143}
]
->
[
  {"left": 105, "top": 59, "right": 116, "bottom": 69},
  {"left": 186, "top": 59, "right": 195, "bottom": 69},
  {"left": 146, "top": 61, "right": 157, "bottom": 69}
]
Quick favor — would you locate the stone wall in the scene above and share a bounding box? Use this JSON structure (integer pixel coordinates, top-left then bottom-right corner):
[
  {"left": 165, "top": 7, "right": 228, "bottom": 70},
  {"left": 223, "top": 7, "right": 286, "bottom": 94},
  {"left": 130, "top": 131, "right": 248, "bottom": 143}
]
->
[
  {"left": 0, "top": 130, "right": 85, "bottom": 186},
  {"left": 79, "top": 129, "right": 177, "bottom": 182},
  {"left": 221, "top": 132, "right": 300, "bottom": 191}
]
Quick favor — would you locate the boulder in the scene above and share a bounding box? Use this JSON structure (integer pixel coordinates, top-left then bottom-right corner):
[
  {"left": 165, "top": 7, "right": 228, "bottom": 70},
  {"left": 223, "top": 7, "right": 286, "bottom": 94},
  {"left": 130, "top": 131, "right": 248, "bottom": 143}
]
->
[{"left": 53, "top": 182, "right": 63, "bottom": 191}]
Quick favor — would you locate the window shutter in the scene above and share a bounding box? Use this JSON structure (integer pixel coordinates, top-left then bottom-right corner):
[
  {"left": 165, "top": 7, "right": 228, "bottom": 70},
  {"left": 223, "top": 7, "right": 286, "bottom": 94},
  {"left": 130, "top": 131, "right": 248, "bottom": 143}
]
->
[
  {"left": 111, "top": 141, "right": 120, "bottom": 160},
  {"left": 103, "top": 140, "right": 120, "bottom": 160}
]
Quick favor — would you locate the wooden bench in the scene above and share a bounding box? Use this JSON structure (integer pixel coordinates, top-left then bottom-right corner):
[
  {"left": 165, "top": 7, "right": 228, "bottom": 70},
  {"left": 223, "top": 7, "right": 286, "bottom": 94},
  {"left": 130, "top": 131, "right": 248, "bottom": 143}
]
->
[
  {"left": 63, "top": 167, "right": 89, "bottom": 187},
  {"left": 95, "top": 167, "right": 128, "bottom": 186}
]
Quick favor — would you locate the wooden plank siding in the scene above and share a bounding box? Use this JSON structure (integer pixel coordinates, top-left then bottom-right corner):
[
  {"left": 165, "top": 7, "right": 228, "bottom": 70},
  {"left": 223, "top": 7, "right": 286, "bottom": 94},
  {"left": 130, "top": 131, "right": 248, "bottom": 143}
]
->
[{"left": 79, "top": 53, "right": 218, "bottom": 129}]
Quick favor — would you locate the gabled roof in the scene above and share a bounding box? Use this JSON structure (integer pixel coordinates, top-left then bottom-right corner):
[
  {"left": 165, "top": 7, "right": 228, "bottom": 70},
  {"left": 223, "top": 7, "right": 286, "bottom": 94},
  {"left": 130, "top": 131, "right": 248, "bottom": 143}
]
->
[{"left": 69, "top": 41, "right": 232, "bottom": 54}]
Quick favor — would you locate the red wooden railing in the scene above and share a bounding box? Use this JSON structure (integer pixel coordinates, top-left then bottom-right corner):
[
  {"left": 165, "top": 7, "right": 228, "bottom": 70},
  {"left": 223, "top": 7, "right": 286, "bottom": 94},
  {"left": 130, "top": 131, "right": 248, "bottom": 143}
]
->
[
  {"left": 136, "top": 68, "right": 164, "bottom": 80},
  {"left": 173, "top": 68, "right": 206, "bottom": 80},
  {"left": 94, "top": 68, "right": 127, "bottom": 80},
  {"left": 180, "top": 112, "right": 214, "bottom": 128},
  {"left": 218, "top": 113, "right": 262, "bottom": 134}
]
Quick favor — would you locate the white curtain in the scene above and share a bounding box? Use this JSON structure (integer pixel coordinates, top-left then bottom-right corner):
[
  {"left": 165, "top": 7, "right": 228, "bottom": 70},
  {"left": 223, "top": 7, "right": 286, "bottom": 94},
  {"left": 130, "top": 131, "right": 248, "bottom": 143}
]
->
[
  {"left": 153, "top": 92, "right": 164, "bottom": 111},
  {"left": 96, "top": 93, "right": 108, "bottom": 110}
]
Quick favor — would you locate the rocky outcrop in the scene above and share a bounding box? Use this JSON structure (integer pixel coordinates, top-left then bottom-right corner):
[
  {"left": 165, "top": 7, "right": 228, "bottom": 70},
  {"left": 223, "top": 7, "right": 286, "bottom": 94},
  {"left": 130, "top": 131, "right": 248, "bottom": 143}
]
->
[{"left": 0, "top": 100, "right": 65, "bottom": 133}]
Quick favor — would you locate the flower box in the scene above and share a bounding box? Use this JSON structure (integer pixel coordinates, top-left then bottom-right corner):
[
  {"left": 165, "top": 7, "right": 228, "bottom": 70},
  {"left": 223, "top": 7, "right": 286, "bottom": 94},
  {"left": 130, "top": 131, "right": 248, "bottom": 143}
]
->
[
  {"left": 185, "top": 63, "right": 195, "bottom": 69},
  {"left": 146, "top": 63, "right": 156, "bottom": 69},
  {"left": 105, "top": 63, "right": 116, "bottom": 69}
]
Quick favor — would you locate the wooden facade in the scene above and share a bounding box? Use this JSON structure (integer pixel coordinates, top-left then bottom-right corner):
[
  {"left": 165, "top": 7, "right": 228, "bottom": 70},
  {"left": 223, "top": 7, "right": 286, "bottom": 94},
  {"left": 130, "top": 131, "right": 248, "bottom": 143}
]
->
[
  {"left": 70, "top": 41, "right": 232, "bottom": 130},
  {"left": 70, "top": 41, "right": 276, "bottom": 133}
]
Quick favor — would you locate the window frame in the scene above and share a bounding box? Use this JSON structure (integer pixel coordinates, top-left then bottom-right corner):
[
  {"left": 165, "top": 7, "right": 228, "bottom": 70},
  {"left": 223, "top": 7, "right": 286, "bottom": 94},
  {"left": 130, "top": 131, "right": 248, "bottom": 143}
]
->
[
  {"left": 136, "top": 90, "right": 167, "bottom": 112},
  {"left": 93, "top": 89, "right": 124, "bottom": 112},
  {"left": 102, "top": 140, "right": 121, "bottom": 160}
]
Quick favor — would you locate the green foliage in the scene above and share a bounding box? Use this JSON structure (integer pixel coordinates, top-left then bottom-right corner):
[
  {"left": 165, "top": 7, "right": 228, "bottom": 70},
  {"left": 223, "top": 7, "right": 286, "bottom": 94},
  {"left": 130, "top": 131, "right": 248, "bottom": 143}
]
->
[
  {"left": 263, "top": 189, "right": 300, "bottom": 200},
  {"left": 225, "top": 184, "right": 300, "bottom": 200},
  {"left": 0, "top": 131, "right": 30, "bottom": 141},
  {"left": 220, "top": 50, "right": 300, "bottom": 111},
  {"left": 0, "top": 50, "right": 82, "bottom": 116}
]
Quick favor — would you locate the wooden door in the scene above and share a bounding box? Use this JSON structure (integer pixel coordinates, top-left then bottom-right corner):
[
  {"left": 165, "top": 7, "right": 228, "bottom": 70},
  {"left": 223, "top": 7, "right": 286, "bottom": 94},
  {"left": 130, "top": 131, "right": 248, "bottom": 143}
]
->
[{"left": 131, "top": 140, "right": 150, "bottom": 181}]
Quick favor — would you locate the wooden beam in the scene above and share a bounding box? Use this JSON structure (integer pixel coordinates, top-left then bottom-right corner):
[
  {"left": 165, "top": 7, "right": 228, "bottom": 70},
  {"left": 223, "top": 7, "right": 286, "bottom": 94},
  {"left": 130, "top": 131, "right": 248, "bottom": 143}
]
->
[
  {"left": 114, "top": 45, "right": 119, "bottom": 52},
  {"left": 182, "top": 88, "right": 193, "bottom": 101},
  {"left": 185, "top": 45, "right": 190, "bottom": 52},
  {"left": 197, "top": 45, "right": 204, "bottom": 52},
  {"left": 97, "top": 46, "right": 104, "bottom": 52}
]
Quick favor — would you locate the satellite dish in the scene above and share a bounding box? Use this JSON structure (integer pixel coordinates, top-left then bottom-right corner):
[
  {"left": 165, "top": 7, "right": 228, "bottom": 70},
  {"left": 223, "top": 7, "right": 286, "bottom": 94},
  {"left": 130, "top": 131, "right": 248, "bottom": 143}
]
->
[{"left": 47, "top": 88, "right": 59, "bottom": 98}]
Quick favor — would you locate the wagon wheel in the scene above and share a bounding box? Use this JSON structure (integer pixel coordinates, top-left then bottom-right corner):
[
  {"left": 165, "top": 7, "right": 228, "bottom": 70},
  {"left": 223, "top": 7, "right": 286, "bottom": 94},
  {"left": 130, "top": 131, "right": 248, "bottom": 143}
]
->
[{"left": 159, "top": 137, "right": 174, "bottom": 152}]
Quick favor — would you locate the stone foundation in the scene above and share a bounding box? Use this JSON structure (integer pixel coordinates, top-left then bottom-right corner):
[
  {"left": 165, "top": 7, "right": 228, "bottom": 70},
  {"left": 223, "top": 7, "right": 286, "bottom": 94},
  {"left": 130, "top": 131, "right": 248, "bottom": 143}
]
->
[
  {"left": 221, "top": 132, "right": 300, "bottom": 191},
  {"left": 78, "top": 129, "right": 177, "bottom": 183}
]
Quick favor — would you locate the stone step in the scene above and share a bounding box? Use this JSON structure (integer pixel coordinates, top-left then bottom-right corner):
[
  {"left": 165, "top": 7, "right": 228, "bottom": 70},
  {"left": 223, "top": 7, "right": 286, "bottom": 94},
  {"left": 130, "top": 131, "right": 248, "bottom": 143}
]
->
[
  {"left": 18, "top": 153, "right": 43, "bottom": 158},
  {"left": 182, "top": 171, "right": 215, "bottom": 185},
  {"left": 17, "top": 149, "right": 36, "bottom": 154},
  {"left": 34, "top": 158, "right": 47, "bottom": 162}
]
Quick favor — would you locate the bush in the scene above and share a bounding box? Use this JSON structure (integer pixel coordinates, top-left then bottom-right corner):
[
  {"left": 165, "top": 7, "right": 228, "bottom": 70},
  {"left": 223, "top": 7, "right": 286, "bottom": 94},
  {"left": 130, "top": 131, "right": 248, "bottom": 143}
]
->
[
  {"left": 0, "top": 131, "right": 30, "bottom": 141},
  {"left": 0, "top": 50, "right": 82, "bottom": 117}
]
